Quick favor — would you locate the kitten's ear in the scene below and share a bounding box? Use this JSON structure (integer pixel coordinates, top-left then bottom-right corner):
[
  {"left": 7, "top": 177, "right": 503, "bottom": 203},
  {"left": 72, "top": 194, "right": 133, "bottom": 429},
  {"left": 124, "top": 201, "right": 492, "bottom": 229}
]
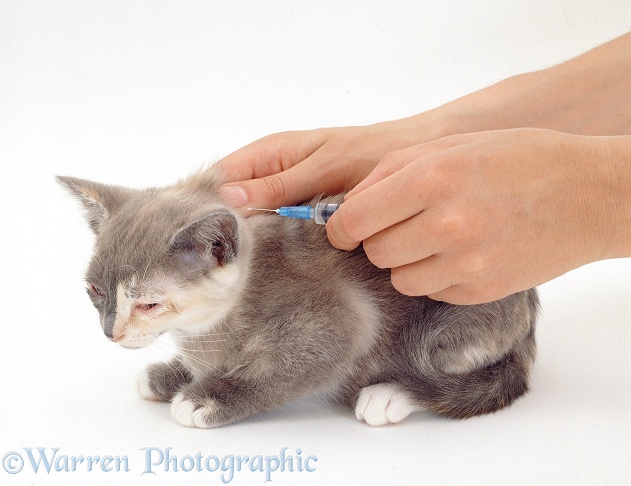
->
[
  {"left": 56, "top": 176, "right": 130, "bottom": 235},
  {"left": 169, "top": 210, "right": 240, "bottom": 268}
]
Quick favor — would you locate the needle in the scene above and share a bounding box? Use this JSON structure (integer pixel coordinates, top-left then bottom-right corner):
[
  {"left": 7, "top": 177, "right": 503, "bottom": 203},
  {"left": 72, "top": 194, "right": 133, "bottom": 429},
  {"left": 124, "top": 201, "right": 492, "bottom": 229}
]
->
[{"left": 247, "top": 208, "right": 279, "bottom": 213}]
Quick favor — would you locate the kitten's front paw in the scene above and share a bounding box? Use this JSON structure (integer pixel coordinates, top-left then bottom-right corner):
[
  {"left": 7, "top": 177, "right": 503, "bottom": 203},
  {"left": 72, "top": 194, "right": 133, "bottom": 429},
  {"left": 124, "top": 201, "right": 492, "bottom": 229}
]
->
[
  {"left": 137, "top": 360, "right": 192, "bottom": 402},
  {"left": 355, "top": 383, "right": 420, "bottom": 426},
  {"left": 137, "top": 369, "right": 163, "bottom": 401},
  {"left": 170, "top": 393, "right": 219, "bottom": 429}
]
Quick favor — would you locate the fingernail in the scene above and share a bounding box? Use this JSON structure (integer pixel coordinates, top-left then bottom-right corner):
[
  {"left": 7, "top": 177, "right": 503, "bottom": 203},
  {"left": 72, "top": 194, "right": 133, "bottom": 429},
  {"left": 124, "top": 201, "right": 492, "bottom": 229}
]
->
[{"left": 219, "top": 185, "right": 248, "bottom": 207}]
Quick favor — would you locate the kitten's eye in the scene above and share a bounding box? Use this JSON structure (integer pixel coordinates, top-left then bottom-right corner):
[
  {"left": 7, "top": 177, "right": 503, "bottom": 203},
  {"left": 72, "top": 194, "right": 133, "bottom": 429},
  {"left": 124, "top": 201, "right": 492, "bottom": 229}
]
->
[
  {"left": 136, "top": 302, "right": 160, "bottom": 312},
  {"left": 88, "top": 284, "right": 106, "bottom": 298}
]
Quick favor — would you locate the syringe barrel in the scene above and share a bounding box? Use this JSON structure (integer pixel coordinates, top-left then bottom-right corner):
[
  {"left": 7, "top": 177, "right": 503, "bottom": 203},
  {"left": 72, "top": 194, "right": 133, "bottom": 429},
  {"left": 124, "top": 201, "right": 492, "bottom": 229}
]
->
[
  {"left": 313, "top": 203, "right": 340, "bottom": 225},
  {"left": 277, "top": 206, "right": 313, "bottom": 220}
]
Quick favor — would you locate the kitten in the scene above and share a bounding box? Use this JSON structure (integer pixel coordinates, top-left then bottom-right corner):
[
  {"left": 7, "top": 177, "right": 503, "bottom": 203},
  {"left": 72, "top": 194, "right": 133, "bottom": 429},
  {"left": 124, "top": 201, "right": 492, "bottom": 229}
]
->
[{"left": 58, "top": 169, "right": 538, "bottom": 428}]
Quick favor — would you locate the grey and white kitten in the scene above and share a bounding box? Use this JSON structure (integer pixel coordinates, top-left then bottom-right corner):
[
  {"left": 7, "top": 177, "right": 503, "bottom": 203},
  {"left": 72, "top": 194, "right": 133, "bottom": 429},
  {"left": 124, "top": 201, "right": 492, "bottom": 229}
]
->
[{"left": 58, "top": 169, "right": 538, "bottom": 428}]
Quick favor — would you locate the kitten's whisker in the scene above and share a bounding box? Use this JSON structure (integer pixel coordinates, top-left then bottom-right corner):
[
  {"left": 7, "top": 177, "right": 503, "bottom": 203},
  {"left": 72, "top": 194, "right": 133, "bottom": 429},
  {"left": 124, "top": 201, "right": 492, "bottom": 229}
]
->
[
  {"left": 90, "top": 249, "right": 104, "bottom": 269},
  {"left": 170, "top": 332, "right": 231, "bottom": 338},
  {"left": 178, "top": 347, "right": 222, "bottom": 353},
  {"left": 172, "top": 338, "right": 227, "bottom": 344},
  {"left": 164, "top": 357, "right": 189, "bottom": 386},
  {"left": 142, "top": 257, "right": 152, "bottom": 282},
  {"left": 177, "top": 359, "right": 209, "bottom": 379},
  {"left": 175, "top": 358, "right": 207, "bottom": 380},
  {"left": 150, "top": 340, "right": 211, "bottom": 380},
  {"left": 176, "top": 349, "right": 219, "bottom": 375},
  {"left": 177, "top": 348, "right": 218, "bottom": 366},
  {"left": 141, "top": 341, "right": 191, "bottom": 389},
  {"left": 106, "top": 264, "right": 141, "bottom": 281}
]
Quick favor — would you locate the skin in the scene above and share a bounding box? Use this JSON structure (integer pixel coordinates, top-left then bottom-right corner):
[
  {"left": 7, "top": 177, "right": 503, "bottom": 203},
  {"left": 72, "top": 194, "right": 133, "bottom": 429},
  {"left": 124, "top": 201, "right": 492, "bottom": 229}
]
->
[{"left": 217, "top": 32, "right": 631, "bottom": 304}]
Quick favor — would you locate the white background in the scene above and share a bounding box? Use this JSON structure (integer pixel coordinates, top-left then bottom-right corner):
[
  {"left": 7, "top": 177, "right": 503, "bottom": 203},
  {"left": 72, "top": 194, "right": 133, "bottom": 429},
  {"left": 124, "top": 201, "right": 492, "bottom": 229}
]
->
[{"left": 2, "top": 1, "right": 631, "bottom": 485}]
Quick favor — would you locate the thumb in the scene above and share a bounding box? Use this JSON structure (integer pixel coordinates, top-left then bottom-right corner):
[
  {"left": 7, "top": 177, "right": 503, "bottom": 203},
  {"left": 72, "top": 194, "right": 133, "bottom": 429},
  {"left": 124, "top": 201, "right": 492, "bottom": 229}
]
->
[
  {"left": 219, "top": 165, "right": 326, "bottom": 210},
  {"left": 219, "top": 174, "right": 289, "bottom": 210}
]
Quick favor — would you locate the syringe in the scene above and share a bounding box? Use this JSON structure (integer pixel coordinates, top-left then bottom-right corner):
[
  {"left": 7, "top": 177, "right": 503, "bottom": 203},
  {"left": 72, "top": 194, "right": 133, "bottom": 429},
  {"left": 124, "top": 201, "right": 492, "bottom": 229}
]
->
[{"left": 247, "top": 203, "right": 341, "bottom": 225}]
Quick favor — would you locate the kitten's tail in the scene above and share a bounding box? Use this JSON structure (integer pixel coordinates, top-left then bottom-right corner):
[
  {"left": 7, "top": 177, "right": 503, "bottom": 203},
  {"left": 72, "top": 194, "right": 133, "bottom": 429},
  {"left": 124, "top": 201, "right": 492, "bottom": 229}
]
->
[
  {"left": 403, "top": 332, "right": 536, "bottom": 419},
  {"left": 400, "top": 294, "right": 538, "bottom": 419}
]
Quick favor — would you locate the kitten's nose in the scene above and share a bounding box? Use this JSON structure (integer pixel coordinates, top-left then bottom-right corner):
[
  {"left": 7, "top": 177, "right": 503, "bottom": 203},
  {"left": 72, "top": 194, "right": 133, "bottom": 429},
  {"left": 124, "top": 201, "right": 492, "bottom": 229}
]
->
[
  {"left": 106, "top": 327, "right": 125, "bottom": 342},
  {"left": 111, "top": 333, "right": 126, "bottom": 343}
]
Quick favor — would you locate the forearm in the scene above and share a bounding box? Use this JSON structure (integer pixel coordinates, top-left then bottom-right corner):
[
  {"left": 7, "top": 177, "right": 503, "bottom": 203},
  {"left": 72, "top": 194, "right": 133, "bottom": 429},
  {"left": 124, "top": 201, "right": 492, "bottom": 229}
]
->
[{"left": 402, "top": 32, "right": 631, "bottom": 138}]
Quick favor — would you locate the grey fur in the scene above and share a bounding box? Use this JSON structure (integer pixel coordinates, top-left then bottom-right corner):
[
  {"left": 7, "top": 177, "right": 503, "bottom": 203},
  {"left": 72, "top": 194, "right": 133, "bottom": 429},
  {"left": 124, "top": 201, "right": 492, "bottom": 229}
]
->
[{"left": 57, "top": 168, "right": 539, "bottom": 427}]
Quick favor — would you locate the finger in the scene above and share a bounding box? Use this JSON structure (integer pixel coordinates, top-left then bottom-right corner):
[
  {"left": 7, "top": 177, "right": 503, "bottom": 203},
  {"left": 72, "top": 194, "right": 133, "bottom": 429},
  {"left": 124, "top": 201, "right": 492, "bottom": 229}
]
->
[
  {"left": 427, "top": 286, "right": 501, "bottom": 305},
  {"left": 427, "top": 287, "right": 474, "bottom": 305},
  {"left": 344, "top": 149, "right": 415, "bottom": 200},
  {"left": 216, "top": 130, "right": 331, "bottom": 209},
  {"left": 215, "top": 135, "right": 285, "bottom": 182},
  {"left": 345, "top": 133, "right": 477, "bottom": 200},
  {"left": 389, "top": 255, "right": 455, "bottom": 297},
  {"left": 220, "top": 170, "right": 312, "bottom": 210},
  {"left": 392, "top": 259, "right": 508, "bottom": 305},
  {"left": 220, "top": 149, "right": 352, "bottom": 210},
  {"left": 361, "top": 211, "right": 439, "bottom": 269},
  {"left": 327, "top": 160, "right": 430, "bottom": 250},
  {"left": 216, "top": 130, "right": 327, "bottom": 182}
]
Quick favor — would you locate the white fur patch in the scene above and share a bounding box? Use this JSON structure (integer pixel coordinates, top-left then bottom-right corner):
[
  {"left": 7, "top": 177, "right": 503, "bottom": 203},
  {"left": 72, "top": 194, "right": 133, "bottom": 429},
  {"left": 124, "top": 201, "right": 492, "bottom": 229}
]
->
[
  {"left": 171, "top": 394, "right": 197, "bottom": 427},
  {"left": 165, "top": 264, "right": 242, "bottom": 337},
  {"left": 113, "top": 282, "right": 134, "bottom": 338},
  {"left": 212, "top": 262, "right": 242, "bottom": 287},
  {"left": 136, "top": 369, "right": 159, "bottom": 401},
  {"left": 343, "top": 287, "right": 381, "bottom": 357},
  {"left": 170, "top": 393, "right": 217, "bottom": 429},
  {"left": 355, "top": 383, "right": 421, "bottom": 426},
  {"left": 443, "top": 345, "right": 494, "bottom": 374}
]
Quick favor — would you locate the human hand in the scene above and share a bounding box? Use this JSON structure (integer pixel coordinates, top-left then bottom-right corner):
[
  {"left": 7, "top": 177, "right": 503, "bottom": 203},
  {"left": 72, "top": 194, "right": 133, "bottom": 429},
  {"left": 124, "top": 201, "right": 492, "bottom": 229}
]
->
[
  {"left": 326, "top": 128, "right": 628, "bottom": 304},
  {"left": 217, "top": 120, "right": 437, "bottom": 210}
]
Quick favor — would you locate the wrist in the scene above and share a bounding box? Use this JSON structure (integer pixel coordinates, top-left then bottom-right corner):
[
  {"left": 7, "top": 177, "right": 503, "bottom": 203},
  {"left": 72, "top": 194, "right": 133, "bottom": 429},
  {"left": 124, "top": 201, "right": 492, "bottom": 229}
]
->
[
  {"left": 367, "top": 70, "right": 558, "bottom": 147},
  {"left": 593, "top": 136, "right": 631, "bottom": 260},
  {"left": 403, "top": 72, "right": 545, "bottom": 138}
]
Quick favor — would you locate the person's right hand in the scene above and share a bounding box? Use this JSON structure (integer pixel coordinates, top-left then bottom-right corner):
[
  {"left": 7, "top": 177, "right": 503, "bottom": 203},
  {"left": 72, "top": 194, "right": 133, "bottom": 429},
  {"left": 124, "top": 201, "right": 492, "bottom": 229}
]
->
[
  {"left": 217, "top": 120, "right": 433, "bottom": 210},
  {"left": 326, "top": 128, "right": 631, "bottom": 304}
]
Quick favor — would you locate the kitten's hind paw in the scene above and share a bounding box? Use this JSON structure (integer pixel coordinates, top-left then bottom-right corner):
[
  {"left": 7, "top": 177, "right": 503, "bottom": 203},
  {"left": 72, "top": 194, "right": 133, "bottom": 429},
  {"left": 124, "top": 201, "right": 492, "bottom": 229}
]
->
[{"left": 355, "top": 383, "right": 421, "bottom": 426}]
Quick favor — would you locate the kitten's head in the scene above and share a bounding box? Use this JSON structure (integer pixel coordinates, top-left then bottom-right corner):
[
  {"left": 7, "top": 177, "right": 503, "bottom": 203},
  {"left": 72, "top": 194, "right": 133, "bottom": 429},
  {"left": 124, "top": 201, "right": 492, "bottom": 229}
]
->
[{"left": 58, "top": 175, "right": 244, "bottom": 348}]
